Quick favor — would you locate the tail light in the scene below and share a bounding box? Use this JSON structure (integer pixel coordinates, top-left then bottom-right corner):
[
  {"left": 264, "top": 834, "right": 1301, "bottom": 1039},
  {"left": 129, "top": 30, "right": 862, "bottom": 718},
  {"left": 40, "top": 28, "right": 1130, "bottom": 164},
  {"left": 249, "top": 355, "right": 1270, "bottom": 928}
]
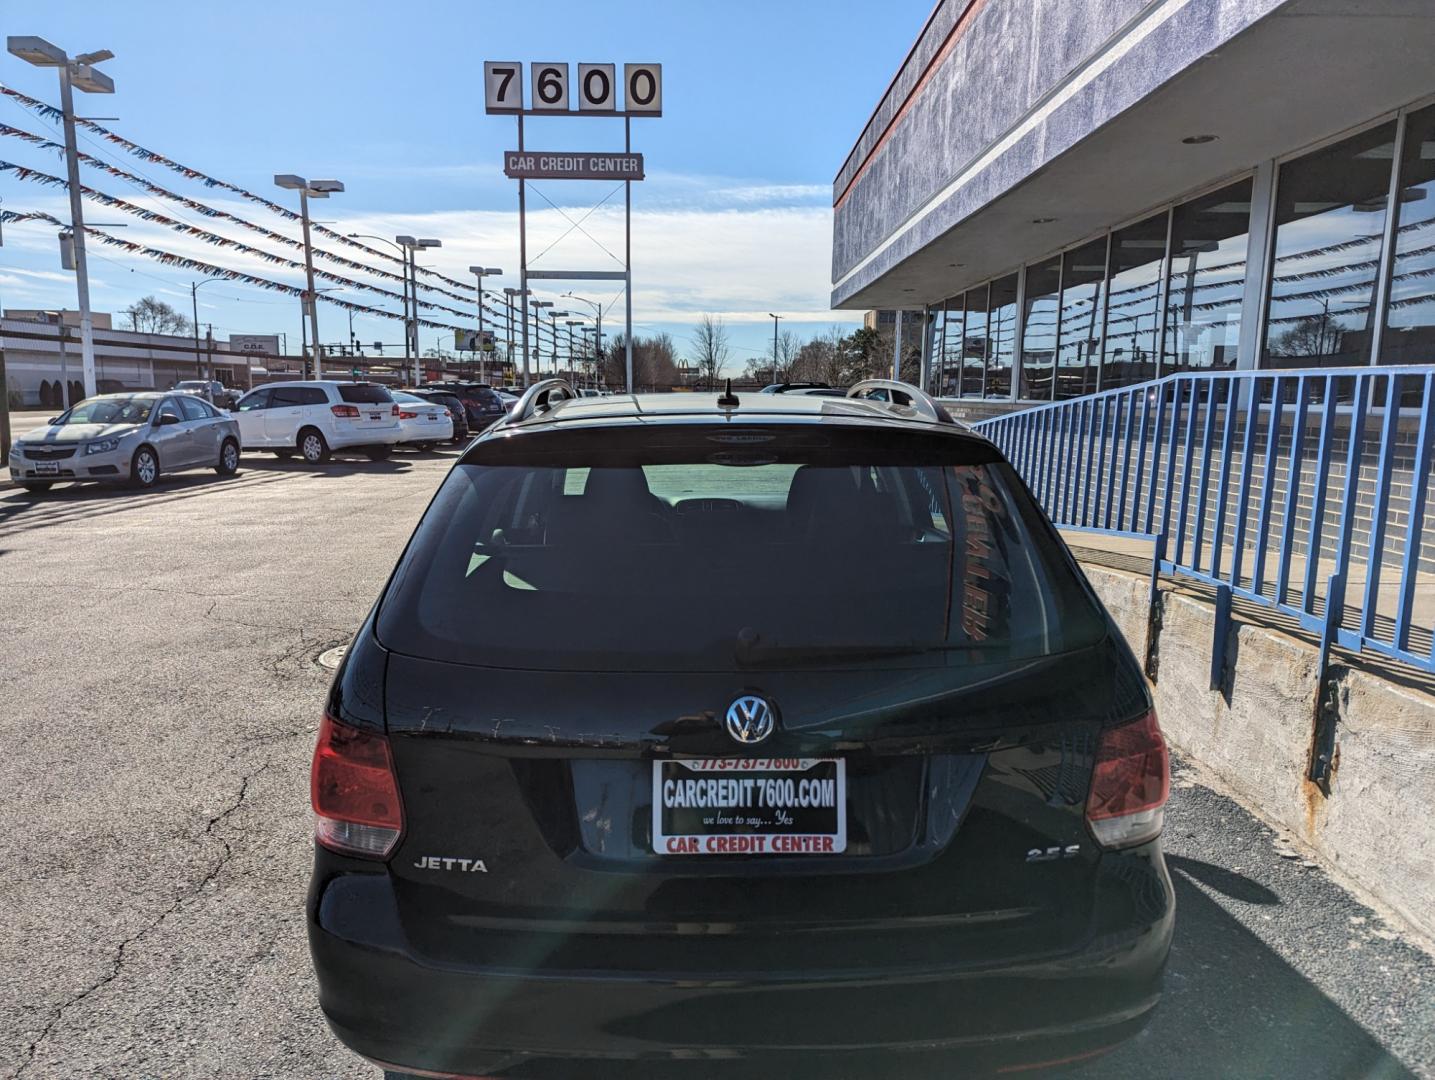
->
[
  {"left": 311, "top": 713, "right": 403, "bottom": 858},
  {"left": 330, "top": 404, "right": 360, "bottom": 418},
  {"left": 398, "top": 410, "right": 418, "bottom": 420},
  {"left": 1086, "top": 710, "right": 1169, "bottom": 849},
  {"left": 391, "top": 403, "right": 401, "bottom": 417}
]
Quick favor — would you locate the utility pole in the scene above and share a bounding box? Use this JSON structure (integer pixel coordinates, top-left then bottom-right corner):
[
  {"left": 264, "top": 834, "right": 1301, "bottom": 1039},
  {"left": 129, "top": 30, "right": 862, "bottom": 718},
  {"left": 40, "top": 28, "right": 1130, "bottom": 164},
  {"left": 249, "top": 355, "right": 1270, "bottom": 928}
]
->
[{"left": 7, "top": 38, "right": 118, "bottom": 399}]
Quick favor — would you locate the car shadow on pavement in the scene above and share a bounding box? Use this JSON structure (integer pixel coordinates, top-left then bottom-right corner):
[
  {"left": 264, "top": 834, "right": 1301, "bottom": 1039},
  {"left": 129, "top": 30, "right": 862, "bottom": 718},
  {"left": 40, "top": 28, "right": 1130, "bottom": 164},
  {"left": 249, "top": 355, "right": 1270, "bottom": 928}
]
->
[
  {"left": 1059, "top": 868, "right": 1415, "bottom": 1079},
  {"left": 0, "top": 470, "right": 286, "bottom": 534}
]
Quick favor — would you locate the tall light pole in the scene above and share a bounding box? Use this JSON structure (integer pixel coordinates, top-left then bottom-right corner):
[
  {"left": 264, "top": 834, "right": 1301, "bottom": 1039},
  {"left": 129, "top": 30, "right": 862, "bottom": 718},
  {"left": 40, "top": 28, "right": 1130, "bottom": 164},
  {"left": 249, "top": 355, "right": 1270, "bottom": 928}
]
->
[
  {"left": 275, "top": 174, "right": 343, "bottom": 379},
  {"left": 469, "top": 266, "right": 502, "bottom": 385},
  {"left": 563, "top": 292, "right": 604, "bottom": 387},
  {"left": 547, "top": 311, "right": 569, "bottom": 377},
  {"left": 768, "top": 313, "right": 782, "bottom": 387},
  {"left": 503, "top": 287, "right": 520, "bottom": 385},
  {"left": 395, "top": 236, "right": 440, "bottom": 383},
  {"left": 581, "top": 326, "right": 598, "bottom": 388},
  {"left": 564, "top": 320, "right": 583, "bottom": 378},
  {"left": 529, "top": 300, "right": 552, "bottom": 378},
  {"left": 8, "top": 37, "right": 116, "bottom": 399},
  {"left": 348, "top": 232, "right": 410, "bottom": 376},
  {"left": 190, "top": 276, "right": 225, "bottom": 381}
]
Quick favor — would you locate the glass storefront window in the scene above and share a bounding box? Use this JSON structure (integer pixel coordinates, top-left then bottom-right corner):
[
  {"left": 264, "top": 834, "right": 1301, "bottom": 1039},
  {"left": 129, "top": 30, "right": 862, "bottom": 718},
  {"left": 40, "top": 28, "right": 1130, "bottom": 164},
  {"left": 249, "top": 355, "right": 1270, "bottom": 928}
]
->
[
  {"left": 1163, "top": 178, "right": 1252, "bottom": 373},
  {"left": 1381, "top": 103, "right": 1435, "bottom": 365},
  {"left": 985, "top": 274, "right": 1019, "bottom": 398},
  {"left": 937, "top": 296, "right": 964, "bottom": 396},
  {"left": 1102, "top": 211, "right": 1167, "bottom": 389},
  {"left": 1263, "top": 120, "right": 1398, "bottom": 369},
  {"left": 961, "top": 284, "right": 988, "bottom": 397},
  {"left": 1020, "top": 256, "right": 1062, "bottom": 400},
  {"left": 1056, "top": 237, "right": 1108, "bottom": 400}
]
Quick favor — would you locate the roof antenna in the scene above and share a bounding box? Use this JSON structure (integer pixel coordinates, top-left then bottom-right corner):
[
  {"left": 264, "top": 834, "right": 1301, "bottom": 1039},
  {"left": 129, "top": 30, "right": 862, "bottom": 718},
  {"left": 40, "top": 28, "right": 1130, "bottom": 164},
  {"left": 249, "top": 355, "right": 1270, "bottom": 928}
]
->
[{"left": 716, "top": 378, "right": 739, "bottom": 407}]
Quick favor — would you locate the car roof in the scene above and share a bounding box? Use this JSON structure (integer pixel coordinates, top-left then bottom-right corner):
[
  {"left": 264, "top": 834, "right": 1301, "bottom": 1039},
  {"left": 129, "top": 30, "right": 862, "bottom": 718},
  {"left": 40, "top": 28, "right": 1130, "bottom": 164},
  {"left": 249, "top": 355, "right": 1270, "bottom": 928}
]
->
[{"left": 466, "top": 391, "right": 985, "bottom": 451}]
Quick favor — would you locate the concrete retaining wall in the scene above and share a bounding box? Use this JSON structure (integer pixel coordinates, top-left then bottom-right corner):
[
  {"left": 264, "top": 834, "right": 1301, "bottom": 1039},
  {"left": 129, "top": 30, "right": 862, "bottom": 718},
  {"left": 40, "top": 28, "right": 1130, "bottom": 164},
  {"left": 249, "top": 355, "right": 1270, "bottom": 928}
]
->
[{"left": 1081, "top": 561, "right": 1435, "bottom": 941}]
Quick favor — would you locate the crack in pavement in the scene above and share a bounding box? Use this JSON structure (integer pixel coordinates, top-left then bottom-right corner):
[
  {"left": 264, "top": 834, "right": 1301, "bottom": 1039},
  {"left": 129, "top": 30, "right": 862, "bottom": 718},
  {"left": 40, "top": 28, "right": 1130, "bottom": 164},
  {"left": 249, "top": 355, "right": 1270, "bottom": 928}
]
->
[{"left": 12, "top": 763, "right": 272, "bottom": 1079}]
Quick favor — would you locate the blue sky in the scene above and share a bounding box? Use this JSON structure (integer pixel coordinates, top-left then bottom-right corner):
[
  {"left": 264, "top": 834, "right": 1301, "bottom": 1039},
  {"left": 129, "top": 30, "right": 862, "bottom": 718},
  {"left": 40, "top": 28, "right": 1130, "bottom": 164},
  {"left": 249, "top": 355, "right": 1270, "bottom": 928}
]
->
[{"left": 0, "top": 1, "right": 928, "bottom": 373}]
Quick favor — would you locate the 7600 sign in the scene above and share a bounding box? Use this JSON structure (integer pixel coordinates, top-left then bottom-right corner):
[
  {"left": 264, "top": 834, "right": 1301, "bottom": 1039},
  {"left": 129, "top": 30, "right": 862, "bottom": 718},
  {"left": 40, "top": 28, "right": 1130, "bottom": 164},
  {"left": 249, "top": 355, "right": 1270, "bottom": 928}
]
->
[{"left": 484, "top": 61, "right": 662, "bottom": 116}]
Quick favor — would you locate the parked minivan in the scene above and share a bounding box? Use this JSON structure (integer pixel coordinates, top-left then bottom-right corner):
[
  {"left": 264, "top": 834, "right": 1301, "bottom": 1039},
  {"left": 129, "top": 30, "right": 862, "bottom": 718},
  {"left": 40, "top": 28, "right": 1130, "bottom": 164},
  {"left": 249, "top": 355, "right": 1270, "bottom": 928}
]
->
[
  {"left": 308, "top": 380, "right": 1173, "bottom": 1079},
  {"left": 234, "top": 381, "right": 402, "bottom": 463}
]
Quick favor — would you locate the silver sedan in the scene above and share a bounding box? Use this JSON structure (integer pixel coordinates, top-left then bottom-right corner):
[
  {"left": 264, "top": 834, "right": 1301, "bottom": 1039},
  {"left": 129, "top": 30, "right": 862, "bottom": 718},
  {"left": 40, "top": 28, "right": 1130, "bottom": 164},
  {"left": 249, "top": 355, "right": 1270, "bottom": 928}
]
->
[{"left": 8, "top": 392, "right": 241, "bottom": 494}]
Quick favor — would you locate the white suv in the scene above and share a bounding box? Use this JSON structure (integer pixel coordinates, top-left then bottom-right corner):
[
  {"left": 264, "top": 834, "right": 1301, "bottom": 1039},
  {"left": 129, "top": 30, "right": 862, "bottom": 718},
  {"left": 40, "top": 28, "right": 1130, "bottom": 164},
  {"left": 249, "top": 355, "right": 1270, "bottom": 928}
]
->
[{"left": 233, "top": 381, "right": 402, "bottom": 463}]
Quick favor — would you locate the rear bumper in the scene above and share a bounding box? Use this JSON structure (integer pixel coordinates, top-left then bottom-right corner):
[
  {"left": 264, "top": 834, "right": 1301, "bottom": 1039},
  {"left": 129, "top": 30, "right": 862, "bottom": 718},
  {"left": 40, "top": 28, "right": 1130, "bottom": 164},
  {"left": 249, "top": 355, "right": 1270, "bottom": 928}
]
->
[
  {"left": 330, "top": 424, "right": 402, "bottom": 449},
  {"left": 308, "top": 851, "right": 1173, "bottom": 1076}
]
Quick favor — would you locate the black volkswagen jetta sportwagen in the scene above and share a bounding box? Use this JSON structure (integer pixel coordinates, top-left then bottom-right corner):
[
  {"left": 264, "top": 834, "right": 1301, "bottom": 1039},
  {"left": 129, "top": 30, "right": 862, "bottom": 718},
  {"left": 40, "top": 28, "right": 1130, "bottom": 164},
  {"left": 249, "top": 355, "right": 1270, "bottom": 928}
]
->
[{"left": 308, "top": 379, "right": 1173, "bottom": 1080}]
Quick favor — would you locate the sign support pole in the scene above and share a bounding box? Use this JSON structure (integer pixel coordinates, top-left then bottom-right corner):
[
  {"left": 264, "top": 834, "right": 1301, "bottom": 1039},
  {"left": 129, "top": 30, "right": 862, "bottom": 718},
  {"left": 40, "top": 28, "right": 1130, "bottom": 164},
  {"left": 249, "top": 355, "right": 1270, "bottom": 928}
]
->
[
  {"left": 518, "top": 112, "right": 531, "bottom": 388},
  {"left": 624, "top": 115, "right": 634, "bottom": 394}
]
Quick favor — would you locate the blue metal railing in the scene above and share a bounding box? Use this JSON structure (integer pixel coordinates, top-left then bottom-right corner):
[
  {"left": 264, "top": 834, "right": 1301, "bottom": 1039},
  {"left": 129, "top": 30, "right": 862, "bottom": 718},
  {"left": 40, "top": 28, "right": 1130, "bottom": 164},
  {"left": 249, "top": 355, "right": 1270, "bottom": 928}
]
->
[{"left": 970, "top": 365, "right": 1435, "bottom": 678}]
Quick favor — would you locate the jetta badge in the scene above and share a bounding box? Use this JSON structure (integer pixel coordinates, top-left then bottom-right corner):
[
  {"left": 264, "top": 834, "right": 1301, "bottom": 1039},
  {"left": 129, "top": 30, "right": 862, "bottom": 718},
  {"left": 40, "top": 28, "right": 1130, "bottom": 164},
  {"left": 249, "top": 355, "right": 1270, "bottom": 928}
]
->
[{"left": 725, "top": 695, "right": 775, "bottom": 745}]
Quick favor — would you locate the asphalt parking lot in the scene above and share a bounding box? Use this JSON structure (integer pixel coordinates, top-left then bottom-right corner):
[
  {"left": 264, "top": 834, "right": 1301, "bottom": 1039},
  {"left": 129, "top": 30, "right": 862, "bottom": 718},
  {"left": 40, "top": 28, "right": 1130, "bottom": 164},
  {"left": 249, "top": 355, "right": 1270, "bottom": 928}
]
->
[{"left": 1, "top": 448, "right": 1432, "bottom": 1079}]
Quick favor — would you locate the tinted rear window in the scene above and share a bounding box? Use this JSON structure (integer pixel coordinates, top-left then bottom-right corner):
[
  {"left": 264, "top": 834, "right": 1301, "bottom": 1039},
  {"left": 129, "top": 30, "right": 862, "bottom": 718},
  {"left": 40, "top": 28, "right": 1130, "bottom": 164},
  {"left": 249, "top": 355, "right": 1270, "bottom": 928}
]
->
[
  {"left": 273, "top": 386, "right": 327, "bottom": 406},
  {"left": 377, "top": 424, "right": 1107, "bottom": 671},
  {"left": 338, "top": 384, "right": 393, "bottom": 404}
]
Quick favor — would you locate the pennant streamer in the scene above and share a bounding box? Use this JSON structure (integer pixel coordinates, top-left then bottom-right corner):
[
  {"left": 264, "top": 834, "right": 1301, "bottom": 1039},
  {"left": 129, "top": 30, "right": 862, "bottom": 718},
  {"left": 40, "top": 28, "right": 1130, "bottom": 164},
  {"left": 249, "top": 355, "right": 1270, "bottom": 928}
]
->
[
  {"left": 0, "top": 84, "right": 473, "bottom": 293},
  {"left": 0, "top": 160, "right": 481, "bottom": 319},
  {"left": 0, "top": 122, "right": 475, "bottom": 306}
]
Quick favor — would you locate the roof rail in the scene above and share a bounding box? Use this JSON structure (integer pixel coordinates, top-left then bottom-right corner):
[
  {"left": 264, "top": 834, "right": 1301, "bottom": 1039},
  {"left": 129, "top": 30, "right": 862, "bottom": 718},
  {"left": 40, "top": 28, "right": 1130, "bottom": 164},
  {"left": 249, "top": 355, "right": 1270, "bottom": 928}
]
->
[
  {"left": 846, "top": 379, "right": 950, "bottom": 424},
  {"left": 505, "top": 378, "right": 578, "bottom": 424}
]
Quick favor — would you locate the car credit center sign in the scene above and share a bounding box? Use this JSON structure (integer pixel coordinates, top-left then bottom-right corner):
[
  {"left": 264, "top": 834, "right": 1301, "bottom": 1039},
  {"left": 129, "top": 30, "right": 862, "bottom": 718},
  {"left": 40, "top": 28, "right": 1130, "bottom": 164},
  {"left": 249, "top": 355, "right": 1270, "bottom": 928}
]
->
[{"left": 503, "top": 151, "right": 643, "bottom": 181}]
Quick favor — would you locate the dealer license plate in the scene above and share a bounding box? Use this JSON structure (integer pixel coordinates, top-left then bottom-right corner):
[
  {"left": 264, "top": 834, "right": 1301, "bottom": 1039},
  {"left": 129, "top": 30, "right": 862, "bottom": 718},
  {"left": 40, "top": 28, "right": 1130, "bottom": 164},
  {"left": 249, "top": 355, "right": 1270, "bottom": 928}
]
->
[
  {"left": 35, "top": 461, "right": 60, "bottom": 475},
  {"left": 653, "top": 758, "right": 846, "bottom": 856}
]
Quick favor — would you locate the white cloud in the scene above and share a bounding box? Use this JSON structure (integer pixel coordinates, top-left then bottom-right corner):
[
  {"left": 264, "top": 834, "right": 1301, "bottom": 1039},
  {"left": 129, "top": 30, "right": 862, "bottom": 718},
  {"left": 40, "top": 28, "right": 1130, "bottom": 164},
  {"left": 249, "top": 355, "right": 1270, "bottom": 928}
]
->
[{"left": 0, "top": 177, "right": 854, "bottom": 342}]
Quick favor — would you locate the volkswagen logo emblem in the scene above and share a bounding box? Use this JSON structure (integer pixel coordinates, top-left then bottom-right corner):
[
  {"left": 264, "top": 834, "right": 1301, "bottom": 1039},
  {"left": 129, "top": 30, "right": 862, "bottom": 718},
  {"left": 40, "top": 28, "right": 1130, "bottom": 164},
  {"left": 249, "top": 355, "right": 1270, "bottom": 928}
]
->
[{"left": 725, "top": 695, "right": 775, "bottom": 745}]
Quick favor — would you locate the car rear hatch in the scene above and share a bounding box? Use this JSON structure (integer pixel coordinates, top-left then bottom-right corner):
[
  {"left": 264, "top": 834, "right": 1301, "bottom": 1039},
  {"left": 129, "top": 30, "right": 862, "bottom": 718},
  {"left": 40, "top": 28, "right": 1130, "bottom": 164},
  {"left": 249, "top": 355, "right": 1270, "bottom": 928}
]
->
[
  {"left": 371, "top": 420, "right": 1152, "bottom": 977},
  {"left": 335, "top": 383, "right": 397, "bottom": 434}
]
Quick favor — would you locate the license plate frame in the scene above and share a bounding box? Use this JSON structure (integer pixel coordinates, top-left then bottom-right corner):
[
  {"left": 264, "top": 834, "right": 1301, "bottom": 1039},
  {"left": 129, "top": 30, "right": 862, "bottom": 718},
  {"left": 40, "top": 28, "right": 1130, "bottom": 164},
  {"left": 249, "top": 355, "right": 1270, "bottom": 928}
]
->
[
  {"left": 34, "top": 460, "right": 60, "bottom": 476},
  {"left": 652, "top": 757, "right": 846, "bottom": 856}
]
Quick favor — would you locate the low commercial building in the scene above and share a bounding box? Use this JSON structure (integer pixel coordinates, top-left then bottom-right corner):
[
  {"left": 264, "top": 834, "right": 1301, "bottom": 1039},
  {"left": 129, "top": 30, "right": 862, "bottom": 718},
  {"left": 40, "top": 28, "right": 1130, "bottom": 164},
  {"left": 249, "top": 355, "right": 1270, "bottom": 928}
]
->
[
  {"left": 0, "top": 311, "right": 257, "bottom": 407},
  {"left": 831, "top": 0, "right": 1435, "bottom": 402}
]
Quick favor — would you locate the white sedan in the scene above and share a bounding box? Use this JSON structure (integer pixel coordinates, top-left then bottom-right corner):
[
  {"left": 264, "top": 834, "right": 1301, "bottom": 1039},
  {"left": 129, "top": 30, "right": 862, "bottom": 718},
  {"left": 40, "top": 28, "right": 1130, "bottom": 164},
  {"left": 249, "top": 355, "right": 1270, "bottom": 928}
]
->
[{"left": 392, "top": 391, "right": 454, "bottom": 450}]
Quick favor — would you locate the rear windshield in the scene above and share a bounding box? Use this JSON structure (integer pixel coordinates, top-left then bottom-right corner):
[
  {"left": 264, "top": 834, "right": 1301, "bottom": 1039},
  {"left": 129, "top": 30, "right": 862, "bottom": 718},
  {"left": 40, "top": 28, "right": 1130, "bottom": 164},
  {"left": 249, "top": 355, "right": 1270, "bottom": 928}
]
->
[
  {"left": 377, "top": 424, "right": 1108, "bottom": 671},
  {"left": 338, "top": 384, "right": 393, "bottom": 404}
]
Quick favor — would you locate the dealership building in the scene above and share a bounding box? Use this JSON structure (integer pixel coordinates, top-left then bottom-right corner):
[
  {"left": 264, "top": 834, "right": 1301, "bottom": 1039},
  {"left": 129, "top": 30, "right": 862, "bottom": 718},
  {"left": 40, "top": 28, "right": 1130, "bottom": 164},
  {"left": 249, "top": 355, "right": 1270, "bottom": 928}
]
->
[{"left": 831, "top": 0, "right": 1435, "bottom": 404}]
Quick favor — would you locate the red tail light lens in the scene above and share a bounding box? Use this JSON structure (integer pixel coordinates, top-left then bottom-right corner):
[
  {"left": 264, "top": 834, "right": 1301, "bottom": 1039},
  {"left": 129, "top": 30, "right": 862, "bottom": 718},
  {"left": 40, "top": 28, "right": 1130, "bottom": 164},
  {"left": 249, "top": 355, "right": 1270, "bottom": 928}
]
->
[
  {"left": 1086, "top": 710, "right": 1169, "bottom": 849},
  {"left": 311, "top": 713, "right": 403, "bottom": 858},
  {"left": 330, "top": 404, "right": 360, "bottom": 418},
  {"left": 398, "top": 410, "right": 418, "bottom": 420},
  {"left": 391, "top": 403, "right": 401, "bottom": 416}
]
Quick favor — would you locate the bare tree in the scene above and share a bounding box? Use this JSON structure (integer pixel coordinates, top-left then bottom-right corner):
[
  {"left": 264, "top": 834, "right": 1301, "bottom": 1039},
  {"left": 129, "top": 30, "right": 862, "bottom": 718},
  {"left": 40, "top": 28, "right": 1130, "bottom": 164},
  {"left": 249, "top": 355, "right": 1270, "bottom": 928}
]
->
[
  {"left": 603, "top": 332, "right": 681, "bottom": 390},
  {"left": 124, "top": 295, "right": 192, "bottom": 336},
  {"left": 745, "top": 330, "right": 801, "bottom": 385},
  {"left": 691, "top": 314, "right": 731, "bottom": 389}
]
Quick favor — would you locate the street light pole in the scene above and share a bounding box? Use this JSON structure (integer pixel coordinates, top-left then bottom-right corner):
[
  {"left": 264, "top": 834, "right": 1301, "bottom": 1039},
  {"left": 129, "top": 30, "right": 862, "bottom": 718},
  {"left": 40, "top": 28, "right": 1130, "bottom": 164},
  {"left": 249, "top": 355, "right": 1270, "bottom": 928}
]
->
[
  {"left": 563, "top": 293, "right": 603, "bottom": 386},
  {"left": 8, "top": 38, "right": 117, "bottom": 399},
  {"left": 275, "top": 174, "right": 343, "bottom": 379},
  {"left": 564, "top": 320, "right": 582, "bottom": 379},
  {"left": 191, "top": 276, "right": 224, "bottom": 381},
  {"left": 503, "top": 287, "right": 518, "bottom": 385},
  {"left": 547, "top": 311, "right": 569, "bottom": 377},
  {"left": 469, "top": 266, "right": 503, "bottom": 386},
  {"left": 768, "top": 313, "right": 782, "bottom": 387},
  {"left": 530, "top": 300, "right": 552, "bottom": 378}
]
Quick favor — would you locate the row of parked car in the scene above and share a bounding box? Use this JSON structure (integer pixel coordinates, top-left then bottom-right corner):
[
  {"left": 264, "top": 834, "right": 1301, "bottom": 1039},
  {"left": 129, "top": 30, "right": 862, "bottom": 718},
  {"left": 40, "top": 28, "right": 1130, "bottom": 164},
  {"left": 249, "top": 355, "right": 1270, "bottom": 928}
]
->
[{"left": 6, "top": 379, "right": 524, "bottom": 494}]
